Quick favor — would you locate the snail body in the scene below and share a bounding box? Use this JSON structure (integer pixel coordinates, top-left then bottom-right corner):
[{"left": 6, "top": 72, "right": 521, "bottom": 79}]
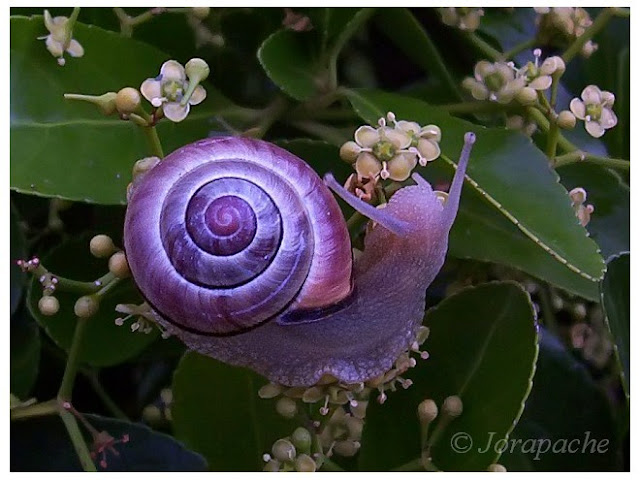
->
[{"left": 124, "top": 134, "right": 475, "bottom": 386}]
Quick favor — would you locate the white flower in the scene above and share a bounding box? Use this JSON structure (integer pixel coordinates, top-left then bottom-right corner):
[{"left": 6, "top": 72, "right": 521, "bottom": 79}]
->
[
  {"left": 569, "top": 85, "right": 618, "bottom": 138},
  {"left": 463, "top": 60, "right": 525, "bottom": 104},
  {"left": 39, "top": 10, "right": 84, "bottom": 66},
  {"left": 438, "top": 7, "right": 484, "bottom": 32},
  {"left": 140, "top": 60, "right": 207, "bottom": 122},
  {"left": 339, "top": 113, "right": 443, "bottom": 182}
]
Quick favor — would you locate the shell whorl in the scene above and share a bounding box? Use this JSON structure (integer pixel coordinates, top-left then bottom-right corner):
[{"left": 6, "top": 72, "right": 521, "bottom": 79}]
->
[{"left": 124, "top": 137, "right": 353, "bottom": 335}]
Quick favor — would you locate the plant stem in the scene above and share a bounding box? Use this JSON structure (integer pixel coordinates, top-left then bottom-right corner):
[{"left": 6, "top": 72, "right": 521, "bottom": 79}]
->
[
  {"left": 414, "top": 18, "right": 463, "bottom": 100},
  {"left": 465, "top": 32, "right": 502, "bottom": 61},
  {"left": 562, "top": 8, "right": 616, "bottom": 63},
  {"left": 58, "top": 317, "right": 90, "bottom": 401},
  {"left": 554, "top": 151, "right": 630, "bottom": 171},
  {"left": 10, "top": 399, "right": 59, "bottom": 421},
  {"left": 527, "top": 106, "right": 631, "bottom": 171},
  {"left": 327, "top": 8, "right": 376, "bottom": 90},
  {"left": 143, "top": 126, "right": 164, "bottom": 159},
  {"left": 59, "top": 408, "right": 97, "bottom": 471},
  {"left": 501, "top": 37, "right": 537, "bottom": 61}
]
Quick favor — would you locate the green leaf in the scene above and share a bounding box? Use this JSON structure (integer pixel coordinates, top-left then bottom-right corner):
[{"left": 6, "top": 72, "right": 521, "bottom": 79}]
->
[
  {"left": 172, "top": 352, "right": 294, "bottom": 471},
  {"left": 500, "top": 328, "right": 618, "bottom": 471},
  {"left": 10, "top": 15, "right": 232, "bottom": 205},
  {"left": 373, "top": 8, "right": 461, "bottom": 101},
  {"left": 26, "top": 234, "right": 157, "bottom": 367},
  {"left": 258, "top": 29, "right": 320, "bottom": 101},
  {"left": 559, "top": 164, "right": 629, "bottom": 259},
  {"left": 358, "top": 282, "right": 538, "bottom": 471},
  {"left": 11, "top": 413, "right": 207, "bottom": 471},
  {"left": 10, "top": 308, "right": 41, "bottom": 399},
  {"left": 11, "top": 203, "right": 27, "bottom": 315},
  {"left": 601, "top": 252, "right": 630, "bottom": 398},
  {"left": 345, "top": 89, "right": 605, "bottom": 297}
]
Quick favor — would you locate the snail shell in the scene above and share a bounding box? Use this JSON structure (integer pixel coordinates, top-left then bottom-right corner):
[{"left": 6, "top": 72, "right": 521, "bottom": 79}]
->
[{"left": 124, "top": 134, "right": 475, "bottom": 386}]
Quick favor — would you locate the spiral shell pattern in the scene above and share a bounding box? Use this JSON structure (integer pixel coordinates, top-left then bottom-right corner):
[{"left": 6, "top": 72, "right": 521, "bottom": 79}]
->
[{"left": 124, "top": 137, "right": 352, "bottom": 335}]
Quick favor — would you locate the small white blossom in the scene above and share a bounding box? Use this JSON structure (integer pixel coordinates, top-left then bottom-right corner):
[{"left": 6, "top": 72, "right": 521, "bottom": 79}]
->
[
  {"left": 140, "top": 60, "right": 208, "bottom": 122},
  {"left": 39, "top": 10, "right": 84, "bottom": 66},
  {"left": 463, "top": 60, "right": 525, "bottom": 104},
  {"left": 438, "top": 7, "right": 484, "bottom": 32},
  {"left": 569, "top": 85, "right": 618, "bottom": 138}
]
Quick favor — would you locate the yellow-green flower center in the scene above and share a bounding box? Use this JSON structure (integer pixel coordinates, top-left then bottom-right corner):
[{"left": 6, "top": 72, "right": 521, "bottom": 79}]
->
[
  {"left": 485, "top": 72, "right": 505, "bottom": 92},
  {"left": 585, "top": 103, "right": 602, "bottom": 120},
  {"left": 372, "top": 141, "right": 396, "bottom": 162},
  {"left": 162, "top": 80, "right": 183, "bottom": 101}
]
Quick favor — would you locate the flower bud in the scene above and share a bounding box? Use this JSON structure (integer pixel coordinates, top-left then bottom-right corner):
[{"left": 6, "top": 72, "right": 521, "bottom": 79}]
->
[
  {"left": 345, "top": 415, "right": 364, "bottom": 440},
  {"left": 581, "top": 41, "right": 598, "bottom": 58},
  {"left": 515, "top": 87, "right": 537, "bottom": 105},
  {"left": 258, "top": 383, "right": 282, "bottom": 399},
  {"left": 488, "top": 463, "right": 507, "bottom": 472},
  {"left": 442, "top": 395, "right": 463, "bottom": 417},
  {"left": 74, "top": 295, "right": 99, "bottom": 318},
  {"left": 38, "top": 295, "right": 60, "bottom": 316},
  {"left": 557, "top": 110, "right": 576, "bottom": 129},
  {"left": 418, "top": 399, "right": 439, "bottom": 424},
  {"left": 333, "top": 440, "right": 361, "bottom": 457},
  {"left": 291, "top": 427, "right": 312, "bottom": 452},
  {"left": 275, "top": 397, "right": 298, "bottom": 419},
  {"left": 115, "top": 87, "right": 142, "bottom": 115},
  {"left": 64, "top": 92, "right": 118, "bottom": 116},
  {"left": 295, "top": 454, "right": 316, "bottom": 472},
  {"left": 272, "top": 439, "right": 296, "bottom": 463},
  {"left": 185, "top": 58, "right": 210, "bottom": 82},
  {"left": 132, "top": 157, "right": 161, "bottom": 182},
  {"left": 339, "top": 141, "right": 361, "bottom": 163},
  {"left": 89, "top": 234, "right": 116, "bottom": 258},
  {"left": 108, "top": 251, "right": 130, "bottom": 278},
  {"left": 302, "top": 386, "right": 325, "bottom": 403}
]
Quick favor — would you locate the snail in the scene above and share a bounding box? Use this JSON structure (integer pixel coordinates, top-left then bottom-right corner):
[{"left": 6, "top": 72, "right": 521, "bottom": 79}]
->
[{"left": 124, "top": 132, "right": 476, "bottom": 386}]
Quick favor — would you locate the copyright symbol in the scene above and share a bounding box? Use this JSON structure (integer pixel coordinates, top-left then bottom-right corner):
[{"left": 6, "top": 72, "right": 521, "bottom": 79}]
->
[{"left": 450, "top": 432, "right": 472, "bottom": 453}]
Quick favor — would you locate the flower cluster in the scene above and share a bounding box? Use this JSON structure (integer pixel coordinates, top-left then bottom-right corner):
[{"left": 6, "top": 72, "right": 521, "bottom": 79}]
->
[
  {"left": 569, "top": 187, "right": 594, "bottom": 227},
  {"left": 463, "top": 50, "right": 565, "bottom": 106},
  {"left": 39, "top": 9, "right": 84, "bottom": 66},
  {"left": 140, "top": 59, "right": 209, "bottom": 122},
  {"left": 263, "top": 428, "right": 318, "bottom": 472},
  {"left": 569, "top": 85, "right": 618, "bottom": 138},
  {"left": 535, "top": 7, "right": 598, "bottom": 57},
  {"left": 340, "top": 113, "right": 441, "bottom": 183},
  {"left": 438, "top": 7, "right": 484, "bottom": 32}
]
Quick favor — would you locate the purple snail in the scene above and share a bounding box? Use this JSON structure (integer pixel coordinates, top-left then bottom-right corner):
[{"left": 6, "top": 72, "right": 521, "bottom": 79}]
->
[{"left": 124, "top": 132, "right": 476, "bottom": 386}]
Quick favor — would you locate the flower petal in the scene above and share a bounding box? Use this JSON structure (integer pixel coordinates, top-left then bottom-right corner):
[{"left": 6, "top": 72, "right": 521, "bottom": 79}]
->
[
  {"left": 417, "top": 138, "right": 441, "bottom": 163},
  {"left": 599, "top": 108, "right": 618, "bottom": 129},
  {"left": 45, "top": 35, "right": 64, "bottom": 57},
  {"left": 387, "top": 153, "right": 417, "bottom": 181},
  {"left": 474, "top": 60, "right": 494, "bottom": 79},
  {"left": 188, "top": 85, "right": 207, "bottom": 105},
  {"left": 160, "top": 60, "right": 186, "bottom": 83},
  {"left": 66, "top": 39, "right": 84, "bottom": 58},
  {"left": 601, "top": 91, "right": 615, "bottom": 108},
  {"left": 569, "top": 98, "right": 586, "bottom": 119},
  {"left": 395, "top": 120, "right": 421, "bottom": 135},
  {"left": 528, "top": 75, "right": 552, "bottom": 91},
  {"left": 354, "top": 125, "right": 379, "bottom": 148},
  {"left": 419, "top": 125, "right": 441, "bottom": 142},
  {"left": 581, "top": 85, "right": 601, "bottom": 105},
  {"left": 355, "top": 152, "right": 382, "bottom": 177},
  {"left": 140, "top": 78, "right": 162, "bottom": 103},
  {"left": 380, "top": 127, "right": 411, "bottom": 149},
  {"left": 569, "top": 187, "right": 587, "bottom": 205},
  {"left": 585, "top": 120, "right": 605, "bottom": 138},
  {"left": 163, "top": 102, "right": 190, "bottom": 122}
]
